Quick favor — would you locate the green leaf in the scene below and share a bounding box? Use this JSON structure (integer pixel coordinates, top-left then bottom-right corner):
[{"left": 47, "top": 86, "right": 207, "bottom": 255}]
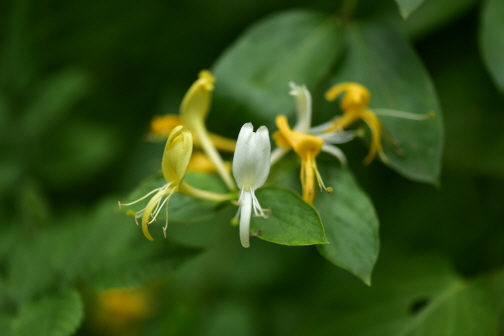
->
[
  {"left": 48, "top": 198, "right": 203, "bottom": 290},
  {"left": 212, "top": 10, "right": 343, "bottom": 131},
  {"left": 397, "top": 281, "right": 498, "bottom": 336},
  {"left": 300, "top": 254, "right": 499, "bottom": 336},
  {"left": 122, "top": 171, "right": 228, "bottom": 224},
  {"left": 0, "top": 314, "right": 13, "bottom": 336},
  {"left": 12, "top": 290, "right": 84, "bottom": 336},
  {"left": 395, "top": 0, "right": 425, "bottom": 19},
  {"left": 250, "top": 186, "right": 328, "bottom": 246},
  {"left": 326, "top": 23, "right": 443, "bottom": 184},
  {"left": 88, "top": 240, "right": 203, "bottom": 290},
  {"left": 480, "top": 0, "right": 504, "bottom": 92},
  {"left": 315, "top": 163, "right": 379, "bottom": 285}
]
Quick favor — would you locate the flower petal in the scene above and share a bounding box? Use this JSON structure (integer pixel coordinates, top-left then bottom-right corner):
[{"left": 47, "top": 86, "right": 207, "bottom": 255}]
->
[
  {"left": 289, "top": 82, "right": 312, "bottom": 133},
  {"left": 162, "top": 126, "right": 193, "bottom": 185},
  {"left": 232, "top": 123, "right": 271, "bottom": 190},
  {"left": 180, "top": 70, "right": 215, "bottom": 126}
]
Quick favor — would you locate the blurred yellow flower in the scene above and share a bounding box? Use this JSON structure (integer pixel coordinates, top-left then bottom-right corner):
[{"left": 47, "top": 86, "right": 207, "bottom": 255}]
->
[
  {"left": 92, "top": 288, "right": 152, "bottom": 336},
  {"left": 325, "top": 83, "right": 385, "bottom": 165},
  {"left": 150, "top": 114, "right": 236, "bottom": 153}
]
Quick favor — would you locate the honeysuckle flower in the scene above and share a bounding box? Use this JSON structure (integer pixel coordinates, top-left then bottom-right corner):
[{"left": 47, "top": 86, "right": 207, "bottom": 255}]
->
[
  {"left": 232, "top": 123, "right": 271, "bottom": 248},
  {"left": 323, "top": 82, "right": 434, "bottom": 165},
  {"left": 120, "top": 125, "right": 229, "bottom": 241},
  {"left": 272, "top": 83, "right": 352, "bottom": 204},
  {"left": 92, "top": 288, "right": 152, "bottom": 336},
  {"left": 180, "top": 70, "right": 236, "bottom": 190}
]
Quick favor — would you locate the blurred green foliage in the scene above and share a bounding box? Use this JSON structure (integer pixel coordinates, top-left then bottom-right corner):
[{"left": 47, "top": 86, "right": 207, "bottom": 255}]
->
[{"left": 1, "top": 0, "right": 504, "bottom": 335}]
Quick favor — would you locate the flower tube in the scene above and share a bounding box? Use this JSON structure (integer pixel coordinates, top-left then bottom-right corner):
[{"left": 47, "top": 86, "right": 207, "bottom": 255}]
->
[
  {"left": 180, "top": 70, "right": 236, "bottom": 190},
  {"left": 232, "top": 123, "right": 271, "bottom": 248}
]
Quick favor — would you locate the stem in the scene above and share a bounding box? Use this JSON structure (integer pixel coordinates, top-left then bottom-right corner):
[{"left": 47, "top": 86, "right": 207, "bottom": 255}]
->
[
  {"left": 179, "top": 181, "right": 232, "bottom": 202},
  {"left": 192, "top": 120, "right": 236, "bottom": 190}
]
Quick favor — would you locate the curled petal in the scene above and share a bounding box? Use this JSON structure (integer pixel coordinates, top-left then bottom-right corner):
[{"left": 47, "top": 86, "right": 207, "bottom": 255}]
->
[
  {"left": 180, "top": 70, "right": 215, "bottom": 125},
  {"left": 325, "top": 82, "right": 370, "bottom": 110},
  {"left": 289, "top": 82, "right": 312, "bottom": 133}
]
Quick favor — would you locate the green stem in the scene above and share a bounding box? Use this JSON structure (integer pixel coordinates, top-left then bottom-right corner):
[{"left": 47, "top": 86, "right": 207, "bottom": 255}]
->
[
  {"left": 179, "top": 181, "right": 232, "bottom": 202},
  {"left": 192, "top": 120, "right": 236, "bottom": 191}
]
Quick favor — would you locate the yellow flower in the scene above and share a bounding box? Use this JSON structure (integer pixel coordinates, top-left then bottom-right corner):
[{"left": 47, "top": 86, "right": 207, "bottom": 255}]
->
[
  {"left": 186, "top": 151, "right": 230, "bottom": 173},
  {"left": 274, "top": 115, "right": 332, "bottom": 204},
  {"left": 272, "top": 83, "right": 350, "bottom": 204},
  {"left": 92, "top": 288, "right": 152, "bottom": 336},
  {"left": 180, "top": 70, "right": 236, "bottom": 190},
  {"left": 150, "top": 114, "right": 183, "bottom": 138},
  {"left": 119, "top": 125, "right": 229, "bottom": 240},
  {"left": 324, "top": 82, "right": 435, "bottom": 165},
  {"left": 324, "top": 83, "right": 385, "bottom": 165}
]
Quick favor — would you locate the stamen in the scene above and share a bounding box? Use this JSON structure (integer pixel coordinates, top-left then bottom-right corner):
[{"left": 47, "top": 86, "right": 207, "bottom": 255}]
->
[
  {"left": 312, "top": 160, "right": 332, "bottom": 194},
  {"left": 373, "top": 108, "right": 435, "bottom": 120},
  {"left": 232, "top": 191, "right": 243, "bottom": 221},
  {"left": 118, "top": 186, "right": 163, "bottom": 207},
  {"left": 261, "top": 209, "right": 271, "bottom": 219},
  {"left": 251, "top": 189, "right": 264, "bottom": 217},
  {"left": 149, "top": 191, "right": 173, "bottom": 224},
  {"left": 163, "top": 199, "right": 169, "bottom": 235}
]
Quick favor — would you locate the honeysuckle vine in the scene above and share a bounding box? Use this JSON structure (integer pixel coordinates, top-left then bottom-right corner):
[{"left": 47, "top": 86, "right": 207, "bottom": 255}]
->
[{"left": 120, "top": 71, "right": 435, "bottom": 246}]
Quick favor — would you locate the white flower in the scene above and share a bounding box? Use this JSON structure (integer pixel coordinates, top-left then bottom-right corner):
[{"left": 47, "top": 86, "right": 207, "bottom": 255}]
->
[{"left": 232, "top": 123, "right": 271, "bottom": 248}]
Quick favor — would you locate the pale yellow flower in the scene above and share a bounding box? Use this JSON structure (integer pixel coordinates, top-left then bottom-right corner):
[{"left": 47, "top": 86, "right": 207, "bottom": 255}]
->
[
  {"left": 180, "top": 70, "right": 236, "bottom": 190},
  {"left": 120, "top": 125, "right": 228, "bottom": 240}
]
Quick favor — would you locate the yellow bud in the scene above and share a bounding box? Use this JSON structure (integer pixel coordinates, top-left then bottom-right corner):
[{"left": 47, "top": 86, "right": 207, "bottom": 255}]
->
[{"left": 162, "top": 125, "right": 193, "bottom": 185}]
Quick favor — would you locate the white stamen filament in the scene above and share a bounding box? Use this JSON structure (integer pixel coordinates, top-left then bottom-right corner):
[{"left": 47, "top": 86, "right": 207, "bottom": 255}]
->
[
  {"left": 148, "top": 189, "right": 174, "bottom": 224},
  {"left": 118, "top": 186, "right": 163, "bottom": 208},
  {"left": 373, "top": 108, "right": 435, "bottom": 120}
]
